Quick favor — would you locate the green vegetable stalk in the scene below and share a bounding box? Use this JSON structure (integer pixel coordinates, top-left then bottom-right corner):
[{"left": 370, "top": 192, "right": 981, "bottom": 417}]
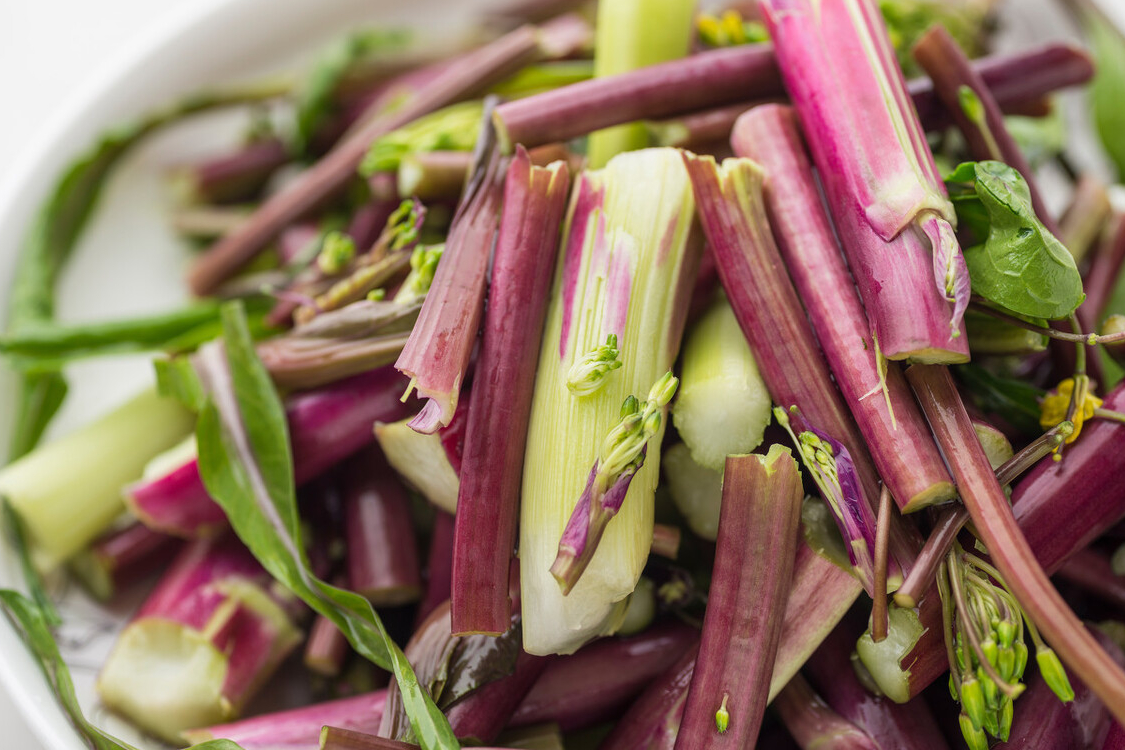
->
[{"left": 586, "top": 0, "right": 696, "bottom": 167}]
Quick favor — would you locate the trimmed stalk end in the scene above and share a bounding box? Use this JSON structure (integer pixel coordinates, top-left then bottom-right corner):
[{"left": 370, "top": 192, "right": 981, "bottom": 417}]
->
[{"left": 855, "top": 606, "right": 925, "bottom": 703}]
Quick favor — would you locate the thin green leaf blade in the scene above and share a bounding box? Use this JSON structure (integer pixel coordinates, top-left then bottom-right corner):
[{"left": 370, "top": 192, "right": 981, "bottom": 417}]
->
[{"left": 197, "top": 302, "right": 459, "bottom": 750}]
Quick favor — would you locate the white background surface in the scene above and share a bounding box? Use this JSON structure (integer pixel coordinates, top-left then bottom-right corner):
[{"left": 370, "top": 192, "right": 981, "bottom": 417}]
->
[{"left": 1, "top": 5, "right": 194, "bottom": 745}]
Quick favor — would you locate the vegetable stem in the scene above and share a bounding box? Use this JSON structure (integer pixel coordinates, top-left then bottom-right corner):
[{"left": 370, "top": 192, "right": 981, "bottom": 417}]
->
[
  {"left": 452, "top": 147, "right": 570, "bottom": 636},
  {"left": 675, "top": 447, "right": 804, "bottom": 749}
]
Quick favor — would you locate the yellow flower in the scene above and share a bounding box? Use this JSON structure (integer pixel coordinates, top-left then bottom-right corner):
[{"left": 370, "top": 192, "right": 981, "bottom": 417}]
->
[{"left": 1039, "top": 377, "right": 1102, "bottom": 444}]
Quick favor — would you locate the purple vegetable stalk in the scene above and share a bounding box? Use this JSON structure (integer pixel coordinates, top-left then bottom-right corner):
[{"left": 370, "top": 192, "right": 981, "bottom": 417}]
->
[
  {"left": 732, "top": 104, "right": 955, "bottom": 512},
  {"left": 128, "top": 365, "right": 413, "bottom": 537},
  {"left": 305, "top": 593, "right": 351, "bottom": 677},
  {"left": 494, "top": 42, "right": 1091, "bottom": 153},
  {"left": 682, "top": 151, "right": 915, "bottom": 589},
  {"left": 396, "top": 117, "right": 506, "bottom": 434},
  {"left": 172, "top": 138, "right": 289, "bottom": 206},
  {"left": 344, "top": 447, "right": 422, "bottom": 606},
  {"left": 1055, "top": 548, "right": 1125, "bottom": 612},
  {"left": 452, "top": 147, "right": 570, "bottom": 636},
  {"left": 184, "top": 690, "right": 387, "bottom": 748},
  {"left": 599, "top": 643, "right": 699, "bottom": 750},
  {"left": 418, "top": 510, "right": 455, "bottom": 625},
  {"left": 760, "top": 0, "right": 970, "bottom": 363},
  {"left": 551, "top": 373, "right": 679, "bottom": 594},
  {"left": 675, "top": 447, "right": 803, "bottom": 750},
  {"left": 188, "top": 16, "right": 591, "bottom": 294},
  {"left": 773, "top": 676, "right": 879, "bottom": 750},
  {"left": 96, "top": 533, "right": 302, "bottom": 743},
  {"left": 511, "top": 621, "right": 698, "bottom": 732}
]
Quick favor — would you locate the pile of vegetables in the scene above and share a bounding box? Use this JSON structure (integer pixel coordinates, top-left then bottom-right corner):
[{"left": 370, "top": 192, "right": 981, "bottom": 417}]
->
[{"left": 5, "top": 0, "right": 1125, "bottom": 748}]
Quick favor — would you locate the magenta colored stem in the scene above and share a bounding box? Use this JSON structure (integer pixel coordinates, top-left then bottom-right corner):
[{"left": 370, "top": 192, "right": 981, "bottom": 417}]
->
[
  {"left": 189, "top": 691, "right": 385, "bottom": 748},
  {"left": 78, "top": 521, "right": 182, "bottom": 600},
  {"left": 682, "top": 151, "right": 918, "bottom": 575},
  {"left": 344, "top": 447, "right": 422, "bottom": 606},
  {"left": 511, "top": 621, "right": 699, "bottom": 731},
  {"left": 599, "top": 643, "right": 699, "bottom": 750},
  {"left": 1104, "top": 722, "right": 1125, "bottom": 750},
  {"left": 396, "top": 143, "right": 505, "bottom": 434},
  {"left": 733, "top": 104, "right": 954, "bottom": 512},
  {"left": 675, "top": 451, "right": 803, "bottom": 750},
  {"left": 773, "top": 676, "right": 879, "bottom": 750},
  {"left": 129, "top": 365, "right": 413, "bottom": 537},
  {"left": 451, "top": 148, "right": 570, "bottom": 635},
  {"left": 305, "top": 611, "right": 350, "bottom": 677},
  {"left": 446, "top": 649, "right": 550, "bottom": 744}
]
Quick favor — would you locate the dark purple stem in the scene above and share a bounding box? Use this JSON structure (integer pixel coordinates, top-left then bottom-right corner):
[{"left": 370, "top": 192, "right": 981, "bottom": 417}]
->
[
  {"left": 598, "top": 643, "right": 699, "bottom": 750},
  {"left": 184, "top": 690, "right": 387, "bottom": 747},
  {"left": 773, "top": 675, "right": 879, "bottom": 750},
  {"left": 675, "top": 449, "right": 803, "bottom": 750},
  {"left": 344, "top": 447, "right": 422, "bottom": 606},
  {"left": 451, "top": 147, "right": 570, "bottom": 635}
]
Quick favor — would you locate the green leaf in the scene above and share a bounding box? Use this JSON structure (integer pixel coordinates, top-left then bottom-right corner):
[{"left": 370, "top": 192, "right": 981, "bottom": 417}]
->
[
  {"left": 359, "top": 100, "right": 484, "bottom": 177},
  {"left": 945, "top": 161, "right": 1084, "bottom": 320},
  {"left": 4, "top": 82, "right": 287, "bottom": 460},
  {"left": 1084, "top": 7, "right": 1125, "bottom": 180},
  {"left": 154, "top": 356, "right": 207, "bottom": 413},
  {"left": 196, "top": 302, "right": 459, "bottom": 750},
  {"left": 293, "top": 28, "right": 412, "bottom": 156},
  {"left": 1, "top": 498, "right": 59, "bottom": 626}
]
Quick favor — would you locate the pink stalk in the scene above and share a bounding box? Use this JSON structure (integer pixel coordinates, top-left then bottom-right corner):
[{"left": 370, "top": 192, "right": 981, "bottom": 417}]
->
[
  {"left": 510, "top": 621, "right": 699, "bottom": 731},
  {"left": 1060, "top": 175, "right": 1112, "bottom": 265},
  {"left": 398, "top": 143, "right": 570, "bottom": 201},
  {"left": 1105, "top": 722, "right": 1125, "bottom": 750},
  {"left": 906, "top": 364, "right": 1125, "bottom": 725},
  {"left": 451, "top": 148, "right": 570, "bottom": 635},
  {"left": 773, "top": 676, "right": 879, "bottom": 750},
  {"left": 128, "top": 365, "right": 413, "bottom": 537},
  {"left": 184, "top": 690, "right": 387, "bottom": 748},
  {"left": 599, "top": 643, "right": 699, "bottom": 750},
  {"left": 305, "top": 609, "right": 350, "bottom": 677},
  {"left": 682, "top": 152, "right": 914, "bottom": 589},
  {"left": 760, "top": 0, "right": 970, "bottom": 363},
  {"left": 320, "top": 729, "right": 519, "bottom": 750},
  {"left": 395, "top": 136, "right": 505, "bottom": 434},
  {"left": 187, "top": 17, "right": 589, "bottom": 295},
  {"left": 651, "top": 523, "right": 681, "bottom": 559},
  {"left": 732, "top": 104, "right": 954, "bottom": 512},
  {"left": 174, "top": 138, "right": 289, "bottom": 206},
  {"left": 1055, "top": 548, "right": 1125, "bottom": 612},
  {"left": 444, "top": 649, "right": 550, "bottom": 744},
  {"left": 70, "top": 521, "right": 182, "bottom": 601},
  {"left": 344, "top": 447, "right": 422, "bottom": 606},
  {"left": 675, "top": 448, "right": 803, "bottom": 750},
  {"left": 97, "top": 534, "right": 302, "bottom": 742}
]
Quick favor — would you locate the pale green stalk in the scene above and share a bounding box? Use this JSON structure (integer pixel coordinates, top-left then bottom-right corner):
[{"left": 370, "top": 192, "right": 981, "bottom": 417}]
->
[
  {"left": 520, "top": 148, "right": 699, "bottom": 655},
  {"left": 0, "top": 389, "right": 193, "bottom": 570},
  {"left": 586, "top": 0, "right": 696, "bottom": 168},
  {"left": 672, "top": 295, "right": 770, "bottom": 472}
]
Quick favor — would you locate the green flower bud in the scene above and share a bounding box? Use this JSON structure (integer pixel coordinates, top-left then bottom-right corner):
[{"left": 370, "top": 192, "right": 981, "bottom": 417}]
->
[
  {"left": 1036, "top": 648, "right": 1075, "bottom": 702},
  {"left": 998, "top": 696, "right": 1014, "bottom": 742},
  {"left": 977, "top": 666, "right": 999, "bottom": 709},
  {"left": 566, "top": 334, "right": 623, "bottom": 396},
  {"left": 959, "top": 713, "right": 990, "bottom": 750},
  {"left": 715, "top": 693, "right": 730, "bottom": 733},
  {"left": 998, "top": 644, "right": 1017, "bottom": 684},
  {"left": 981, "top": 638, "right": 999, "bottom": 671},
  {"left": 316, "top": 231, "right": 357, "bottom": 274},
  {"left": 1014, "top": 640, "right": 1029, "bottom": 680},
  {"left": 960, "top": 674, "right": 987, "bottom": 731}
]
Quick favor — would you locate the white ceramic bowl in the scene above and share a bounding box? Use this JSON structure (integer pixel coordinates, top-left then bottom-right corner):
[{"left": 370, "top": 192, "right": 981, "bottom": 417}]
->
[{"left": 0, "top": 0, "right": 1120, "bottom": 748}]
